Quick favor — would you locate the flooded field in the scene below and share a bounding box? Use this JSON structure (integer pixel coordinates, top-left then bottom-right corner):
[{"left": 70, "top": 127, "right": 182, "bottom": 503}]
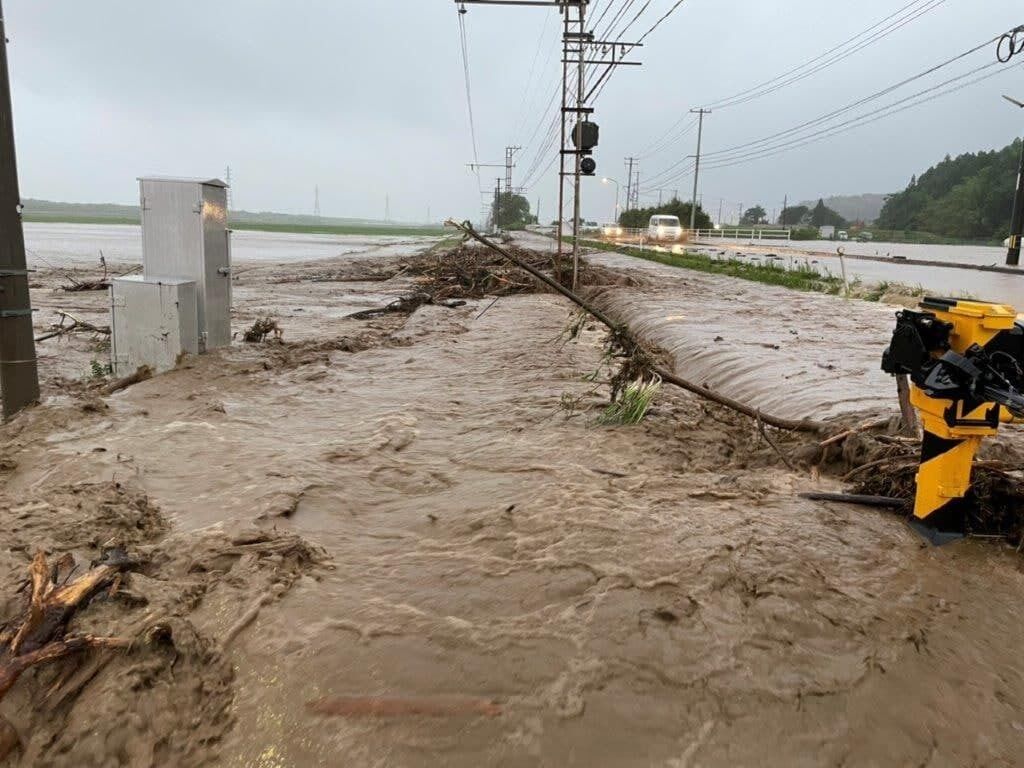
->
[
  {"left": 23, "top": 222, "right": 437, "bottom": 268},
  {"left": 3, "top": 230, "right": 1024, "bottom": 766}
]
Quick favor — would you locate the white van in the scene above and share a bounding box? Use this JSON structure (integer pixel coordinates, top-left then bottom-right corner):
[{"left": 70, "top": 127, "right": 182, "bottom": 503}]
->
[{"left": 648, "top": 215, "right": 682, "bottom": 242}]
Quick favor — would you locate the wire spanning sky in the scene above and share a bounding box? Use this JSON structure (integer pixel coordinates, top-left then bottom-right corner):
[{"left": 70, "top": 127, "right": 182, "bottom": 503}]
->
[{"left": 5, "top": 0, "right": 1023, "bottom": 223}]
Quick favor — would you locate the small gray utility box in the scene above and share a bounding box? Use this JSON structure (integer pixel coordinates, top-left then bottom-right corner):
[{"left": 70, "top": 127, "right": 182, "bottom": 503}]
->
[
  {"left": 139, "top": 176, "right": 231, "bottom": 350},
  {"left": 110, "top": 276, "right": 198, "bottom": 377}
]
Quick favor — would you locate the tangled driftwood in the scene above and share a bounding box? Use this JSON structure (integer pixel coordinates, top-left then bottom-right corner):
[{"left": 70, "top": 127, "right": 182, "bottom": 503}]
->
[
  {"left": 242, "top": 317, "right": 283, "bottom": 343},
  {"left": 35, "top": 311, "right": 110, "bottom": 344}
]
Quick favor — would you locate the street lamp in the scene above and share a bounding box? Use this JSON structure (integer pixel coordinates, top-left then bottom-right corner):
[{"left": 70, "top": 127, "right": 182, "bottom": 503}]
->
[
  {"left": 601, "top": 177, "right": 620, "bottom": 224},
  {"left": 1004, "top": 94, "right": 1024, "bottom": 266}
]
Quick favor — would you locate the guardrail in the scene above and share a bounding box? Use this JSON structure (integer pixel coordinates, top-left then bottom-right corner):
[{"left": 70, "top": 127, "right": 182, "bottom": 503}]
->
[{"left": 693, "top": 228, "right": 792, "bottom": 241}]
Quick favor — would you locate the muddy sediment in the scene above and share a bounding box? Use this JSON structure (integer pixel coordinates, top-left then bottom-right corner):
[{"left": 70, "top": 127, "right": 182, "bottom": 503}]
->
[{"left": 4, "top": 236, "right": 1024, "bottom": 765}]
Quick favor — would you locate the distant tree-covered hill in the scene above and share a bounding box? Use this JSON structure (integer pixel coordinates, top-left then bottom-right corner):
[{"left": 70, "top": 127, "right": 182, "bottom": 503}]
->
[
  {"left": 798, "top": 193, "right": 886, "bottom": 223},
  {"left": 876, "top": 139, "right": 1022, "bottom": 241}
]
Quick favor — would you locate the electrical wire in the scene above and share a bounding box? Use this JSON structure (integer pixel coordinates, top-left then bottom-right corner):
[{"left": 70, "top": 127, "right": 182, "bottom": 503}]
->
[
  {"left": 700, "top": 29, "right": 1007, "bottom": 162},
  {"left": 456, "top": 9, "right": 482, "bottom": 192},
  {"left": 632, "top": 0, "right": 946, "bottom": 160},
  {"left": 698, "top": 61, "right": 1019, "bottom": 172},
  {"left": 644, "top": 58, "right": 1020, "bottom": 189},
  {"left": 706, "top": 0, "right": 947, "bottom": 110}
]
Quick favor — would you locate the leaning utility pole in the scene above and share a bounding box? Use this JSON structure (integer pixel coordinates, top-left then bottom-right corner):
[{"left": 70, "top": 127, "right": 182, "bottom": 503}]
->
[
  {"left": 0, "top": 1, "right": 39, "bottom": 419},
  {"left": 1004, "top": 95, "right": 1024, "bottom": 266},
  {"left": 689, "top": 108, "right": 710, "bottom": 232}
]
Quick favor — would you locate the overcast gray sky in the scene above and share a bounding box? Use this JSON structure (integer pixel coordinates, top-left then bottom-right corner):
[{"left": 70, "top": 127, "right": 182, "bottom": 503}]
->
[{"left": 5, "top": 1, "right": 1023, "bottom": 223}]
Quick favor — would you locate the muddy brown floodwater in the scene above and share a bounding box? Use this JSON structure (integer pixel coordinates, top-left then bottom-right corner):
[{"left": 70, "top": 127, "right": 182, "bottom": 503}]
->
[{"left": 2, "top": 235, "right": 1024, "bottom": 766}]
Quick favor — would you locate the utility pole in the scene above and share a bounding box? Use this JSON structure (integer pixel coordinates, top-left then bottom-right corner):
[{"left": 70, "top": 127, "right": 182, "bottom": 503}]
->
[
  {"left": 493, "top": 177, "right": 501, "bottom": 232},
  {"left": 689, "top": 108, "right": 710, "bottom": 232},
  {"left": 224, "top": 165, "right": 232, "bottom": 211},
  {"left": 385, "top": 194, "right": 390, "bottom": 223},
  {"left": 564, "top": 0, "right": 588, "bottom": 289},
  {"left": 717, "top": 198, "right": 723, "bottom": 226},
  {"left": 624, "top": 158, "right": 634, "bottom": 211},
  {"left": 504, "top": 145, "right": 521, "bottom": 200},
  {"left": 782, "top": 193, "right": 788, "bottom": 225},
  {"left": 458, "top": 0, "right": 641, "bottom": 276},
  {"left": 314, "top": 185, "right": 321, "bottom": 221},
  {"left": 0, "top": 0, "right": 39, "bottom": 419},
  {"left": 1003, "top": 95, "right": 1024, "bottom": 265}
]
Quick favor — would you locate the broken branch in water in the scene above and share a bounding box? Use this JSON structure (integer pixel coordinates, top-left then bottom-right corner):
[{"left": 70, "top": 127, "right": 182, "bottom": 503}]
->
[
  {"left": 35, "top": 311, "right": 111, "bottom": 343},
  {"left": 101, "top": 365, "right": 153, "bottom": 395},
  {"left": 345, "top": 293, "right": 467, "bottom": 320},
  {"left": 60, "top": 253, "right": 110, "bottom": 292},
  {"left": 445, "top": 219, "right": 828, "bottom": 434}
]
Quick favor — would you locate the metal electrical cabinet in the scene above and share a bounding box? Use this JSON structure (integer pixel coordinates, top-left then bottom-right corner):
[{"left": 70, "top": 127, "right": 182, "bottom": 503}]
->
[
  {"left": 139, "top": 176, "right": 231, "bottom": 350},
  {"left": 110, "top": 276, "right": 198, "bottom": 376}
]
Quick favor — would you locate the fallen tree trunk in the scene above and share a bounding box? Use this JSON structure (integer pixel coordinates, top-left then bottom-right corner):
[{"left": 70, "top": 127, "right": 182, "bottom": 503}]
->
[
  {"left": 445, "top": 220, "right": 829, "bottom": 434},
  {"left": 101, "top": 365, "right": 153, "bottom": 395}
]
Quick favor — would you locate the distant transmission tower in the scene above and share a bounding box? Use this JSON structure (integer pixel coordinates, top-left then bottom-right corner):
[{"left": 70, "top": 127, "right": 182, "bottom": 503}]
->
[
  {"left": 314, "top": 185, "right": 321, "bottom": 221},
  {"left": 224, "top": 165, "right": 232, "bottom": 210}
]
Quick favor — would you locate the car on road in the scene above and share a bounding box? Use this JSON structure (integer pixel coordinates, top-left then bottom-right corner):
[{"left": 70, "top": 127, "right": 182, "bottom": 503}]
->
[
  {"left": 602, "top": 223, "right": 624, "bottom": 238},
  {"left": 648, "top": 215, "right": 682, "bottom": 242}
]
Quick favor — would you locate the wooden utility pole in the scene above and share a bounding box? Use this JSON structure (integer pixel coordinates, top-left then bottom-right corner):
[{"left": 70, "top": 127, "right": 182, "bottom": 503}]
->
[{"left": 0, "top": 0, "right": 39, "bottom": 419}]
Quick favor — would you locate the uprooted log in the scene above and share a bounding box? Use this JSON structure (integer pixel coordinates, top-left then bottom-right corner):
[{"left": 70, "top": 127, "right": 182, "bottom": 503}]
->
[
  {"left": 101, "top": 365, "right": 153, "bottom": 395},
  {"left": 0, "top": 550, "right": 133, "bottom": 707},
  {"left": 445, "top": 219, "right": 829, "bottom": 434},
  {"left": 345, "top": 293, "right": 467, "bottom": 320},
  {"left": 35, "top": 311, "right": 111, "bottom": 343}
]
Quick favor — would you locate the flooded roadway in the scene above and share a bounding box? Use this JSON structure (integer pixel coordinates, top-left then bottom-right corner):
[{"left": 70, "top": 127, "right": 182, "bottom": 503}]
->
[
  {"left": 5, "top": 233, "right": 1024, "bottom": 765},
  {"left": 691, "top": 237, "right": 1024, "bottom": 306}
]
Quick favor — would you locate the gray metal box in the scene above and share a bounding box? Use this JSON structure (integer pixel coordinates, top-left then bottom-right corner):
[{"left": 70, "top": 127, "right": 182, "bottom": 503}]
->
[
  {"left": 110, "top": 276, "right": 198, "bottom": 377},
  {"left": 139, "top": 176, "right": 231, "bottom": 350}
]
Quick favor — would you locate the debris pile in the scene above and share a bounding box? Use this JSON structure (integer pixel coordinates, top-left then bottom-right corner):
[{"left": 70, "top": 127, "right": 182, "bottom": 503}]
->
[
  {"left": 850, "top": 445, "right": 1024, "bottom": 542},
  {"left": 242, "top": 317, "right": 283, "bottom": 343},
  {"left": 401, "top": 244, "right": 633, "bottom": 301}
]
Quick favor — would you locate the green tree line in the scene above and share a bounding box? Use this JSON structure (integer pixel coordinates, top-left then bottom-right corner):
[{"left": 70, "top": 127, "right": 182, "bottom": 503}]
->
[
  {"left": 876, "top": 139, "right": 1022, "bottom": 241},
  {"left": 618, "top": 198, "right": 712, "bottom": 230}
]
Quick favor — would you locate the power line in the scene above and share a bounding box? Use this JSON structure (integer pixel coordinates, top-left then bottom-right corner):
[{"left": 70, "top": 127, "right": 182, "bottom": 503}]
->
[
  {"left": 456, "top": 9, "right": 481, "bottom": 181},
  {"left": 633, "top": 0, "right": 946, "bottom": 160},
  {"left": 697, "top": 61, "right": 1020, "bottom": 172},
  {"left": 700, "top": 29, "right": 1010, "bottom": 163},
  {"left": 706, "top": 0, "right": 947, "bottom": 111}
]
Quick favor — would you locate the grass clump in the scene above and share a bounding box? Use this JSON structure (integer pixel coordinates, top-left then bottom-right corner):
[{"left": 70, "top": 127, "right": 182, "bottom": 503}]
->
[{"left": 597, "top": 374, "right": 661, "bottom": 426}]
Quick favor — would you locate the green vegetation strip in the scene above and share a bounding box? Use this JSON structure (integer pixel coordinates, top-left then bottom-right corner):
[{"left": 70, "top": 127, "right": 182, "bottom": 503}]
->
[{"left": 577, "top": 238, "right": 845, "bottom": 294}]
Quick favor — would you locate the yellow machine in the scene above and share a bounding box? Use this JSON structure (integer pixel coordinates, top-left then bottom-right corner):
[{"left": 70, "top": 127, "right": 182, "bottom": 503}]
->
[{"left": 882, "top": 298, "right": 1024, "bottom": 538}]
